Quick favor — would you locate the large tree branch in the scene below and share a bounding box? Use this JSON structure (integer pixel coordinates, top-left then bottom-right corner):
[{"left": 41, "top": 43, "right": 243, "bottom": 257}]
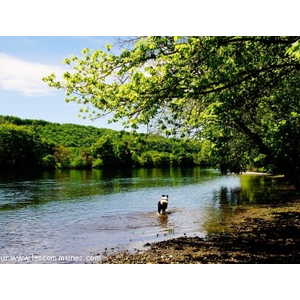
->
[
  {"left": 196, "top": 63, "right": 298, "bottom": 96},
  {"left": 234, "top": 118, "right": 272, "bottom": 159},
  {"left": 218, "top": 36, "right": 300, "bottom": 47}
]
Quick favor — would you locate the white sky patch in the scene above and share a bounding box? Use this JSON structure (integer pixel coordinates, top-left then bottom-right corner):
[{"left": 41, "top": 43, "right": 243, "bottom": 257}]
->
[{"left": 0, "top": 52, "right": 65, "bottom": 97}]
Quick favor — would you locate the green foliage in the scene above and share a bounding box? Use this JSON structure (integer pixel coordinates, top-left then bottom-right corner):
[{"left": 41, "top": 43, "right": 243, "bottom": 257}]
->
[
  {"left": 90, "top": 135, "right": 117, "bottom": 167},
  {"left": 0, "top": 115, "right": 112, "bottom": 148},
  {"left": 0, "top": 115, "right": 208, "bottom": 170},
  {"left": 92, "top": 158, "right": 104, "bottom": 169},
  {"left": 53, "top": 146, "right": 71, "bottom": 169},
  {"left": 286, "top": 40, "right": 300, "bottom": 60},
  {"left": 43, "top": 36, "right": 300, "bottom": 185},
  {"left": 70, "top": 156, "right": 87, "bottom": 169},
  {"left": 0, "top": 123, "right": 45, "bottom": 169},
  {"left": 42, "top": 154, "right": 56, "bottom": 169}
]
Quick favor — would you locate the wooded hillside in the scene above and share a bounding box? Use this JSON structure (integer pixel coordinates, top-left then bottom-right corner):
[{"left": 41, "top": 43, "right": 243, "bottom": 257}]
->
[{"left": 0, "top": 115, "right": 211, "bottom": 170}]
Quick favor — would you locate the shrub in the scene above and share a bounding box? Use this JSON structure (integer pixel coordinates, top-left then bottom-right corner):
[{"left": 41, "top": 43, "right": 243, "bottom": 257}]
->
[
  {"left": 42, "top": 154, "right": 56, "bottom": 169},
  {"left": 92, "top": 158, "right": 104, "bottom": 169}
]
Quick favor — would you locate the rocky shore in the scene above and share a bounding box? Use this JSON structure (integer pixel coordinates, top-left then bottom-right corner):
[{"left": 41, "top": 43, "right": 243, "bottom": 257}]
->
[{"left": 99, "top": 199, "right": 300, "bottom": 264}]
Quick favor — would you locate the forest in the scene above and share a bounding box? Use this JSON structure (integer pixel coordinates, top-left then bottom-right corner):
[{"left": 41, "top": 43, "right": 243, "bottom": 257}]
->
[
  {"left": 0, "top": 115, "right": 211, "bottom": 170},
  {"left": 43, "top": 36, "right": 300, "bottom": 187}
]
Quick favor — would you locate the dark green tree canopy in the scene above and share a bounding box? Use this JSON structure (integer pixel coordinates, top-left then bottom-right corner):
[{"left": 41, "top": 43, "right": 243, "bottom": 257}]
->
[
  {"left": 43, "top": 36, "right": 300, "bottom": 185},
  {"left": 0, "top": 123, "right": 44, "bottom": 168}
]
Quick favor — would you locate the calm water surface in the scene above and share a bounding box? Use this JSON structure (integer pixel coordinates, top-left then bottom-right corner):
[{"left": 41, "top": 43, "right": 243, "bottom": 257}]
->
[{"left": 0, "top": 167, "right": 286, "bottom": 263}]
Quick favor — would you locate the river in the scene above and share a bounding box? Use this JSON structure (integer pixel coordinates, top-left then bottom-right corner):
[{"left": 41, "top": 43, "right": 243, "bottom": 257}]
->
[{"left": 0, "top": 167, "right": 285, "bottom": 264}]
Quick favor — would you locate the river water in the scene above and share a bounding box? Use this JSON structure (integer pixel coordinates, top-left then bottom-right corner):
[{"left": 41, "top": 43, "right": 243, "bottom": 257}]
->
[{"left": 0, "top": 167, "right": 285, "bottom": 264}]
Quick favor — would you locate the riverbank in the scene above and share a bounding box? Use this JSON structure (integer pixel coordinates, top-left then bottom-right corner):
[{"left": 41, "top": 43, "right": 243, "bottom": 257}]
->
[{"left": 100, "top": 198, "right": 300, "bottom": 263}]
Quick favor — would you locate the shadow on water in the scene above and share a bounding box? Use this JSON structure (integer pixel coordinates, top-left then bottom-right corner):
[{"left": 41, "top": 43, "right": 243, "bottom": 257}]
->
[{"left": 203, "top": 174, "right": 299, "bottom": 236}]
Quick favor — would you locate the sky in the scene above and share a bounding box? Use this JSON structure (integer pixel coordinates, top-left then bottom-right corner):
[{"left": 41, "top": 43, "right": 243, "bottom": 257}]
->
[
  {"left": 0, "top": 1, "right": 296, "bottom": 132},
  {"left": 0, "top": 36, "right": 128, "bottom": 130}
]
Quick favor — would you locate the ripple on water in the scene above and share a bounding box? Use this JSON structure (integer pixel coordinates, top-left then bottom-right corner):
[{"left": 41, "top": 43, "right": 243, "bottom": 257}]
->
[{"left": 0, "top": 168, "right": 286, "bottom": 263}]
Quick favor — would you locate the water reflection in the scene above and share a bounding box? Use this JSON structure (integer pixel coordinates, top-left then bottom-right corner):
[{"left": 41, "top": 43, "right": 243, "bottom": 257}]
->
[
  {"left": 203, "top": 174, "right": 298, "bottom": 236},
  {"left": 157, "top": 214, "right": 169, "bottom": 230},
  {"left": 0, "top": 167, "right": 223, "bottom": 212}
]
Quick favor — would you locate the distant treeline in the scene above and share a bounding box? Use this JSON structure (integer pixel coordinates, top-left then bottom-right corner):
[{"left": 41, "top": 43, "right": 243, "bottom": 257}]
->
[{"left": 0, "top": 115, "right": 212, "bottom": 170}]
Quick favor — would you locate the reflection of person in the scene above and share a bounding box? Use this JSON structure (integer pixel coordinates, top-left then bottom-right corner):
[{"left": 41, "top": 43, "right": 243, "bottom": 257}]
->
[{"left": 158, "top": 195, "right": 168, "bottom": 214}]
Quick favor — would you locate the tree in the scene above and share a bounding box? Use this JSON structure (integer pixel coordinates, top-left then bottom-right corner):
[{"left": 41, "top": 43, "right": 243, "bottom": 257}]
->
[
  {"left": 90, "top": 135, "right": 117, "bottom": 167},
  {"left": 42, "top": 154, "right": 56, "bottom": 169},
  {"left": 0, "top": 124, "right": 43, "bottom": 168},
  {"left": 53, "top": 146, "right": 71, "bottom": 168},
  {"left": 43, "top": 36, "right": 300, "bottom": 185}
]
